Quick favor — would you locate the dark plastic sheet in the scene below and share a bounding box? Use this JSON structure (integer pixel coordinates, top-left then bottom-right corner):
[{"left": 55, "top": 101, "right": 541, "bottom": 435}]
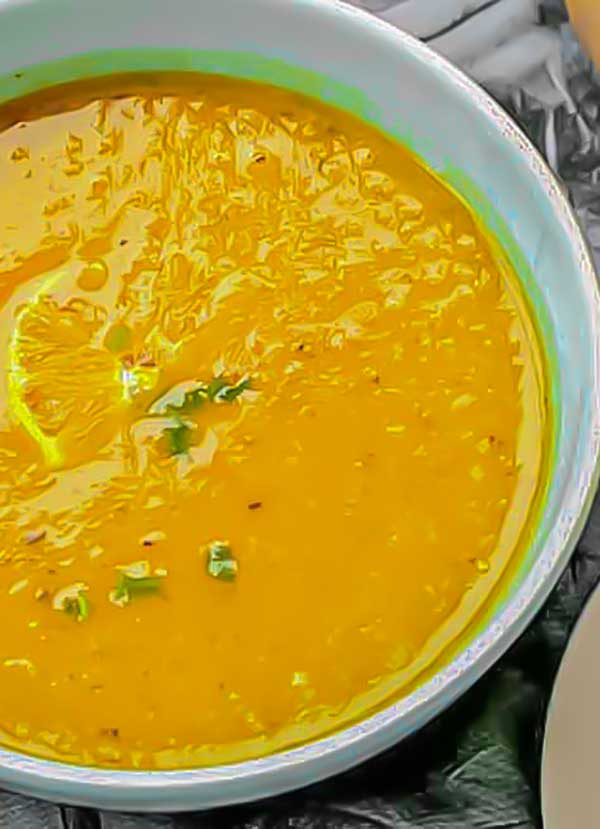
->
[{"left": 2, "top": 2, "right": 599, "bottom": 827}]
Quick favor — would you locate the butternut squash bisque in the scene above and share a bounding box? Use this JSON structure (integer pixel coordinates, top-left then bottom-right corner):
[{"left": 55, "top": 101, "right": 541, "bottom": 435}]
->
[{"left": 0, "top": 74, "right": 547, "bottom": 768}]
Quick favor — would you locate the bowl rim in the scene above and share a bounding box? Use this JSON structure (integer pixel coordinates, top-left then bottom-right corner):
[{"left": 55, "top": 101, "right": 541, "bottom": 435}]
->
[{"left": 0, "top": 0, "right": 599, "bottom": 812}]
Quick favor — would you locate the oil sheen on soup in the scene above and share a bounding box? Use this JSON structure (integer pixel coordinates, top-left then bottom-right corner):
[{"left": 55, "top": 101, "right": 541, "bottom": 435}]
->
[{"left": 0, "top": 75, "right": 547, "bottom": 769}]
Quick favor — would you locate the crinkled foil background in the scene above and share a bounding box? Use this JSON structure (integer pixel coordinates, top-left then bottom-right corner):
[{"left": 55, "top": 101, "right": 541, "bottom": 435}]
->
[{"left": 2, "top": 1, "right": 600, "bottom": 826}]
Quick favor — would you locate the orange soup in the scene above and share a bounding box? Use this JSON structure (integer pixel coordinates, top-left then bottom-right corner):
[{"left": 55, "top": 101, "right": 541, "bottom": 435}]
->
[{"left": 0, "top": 75, "right": 547, "bottom": 768}]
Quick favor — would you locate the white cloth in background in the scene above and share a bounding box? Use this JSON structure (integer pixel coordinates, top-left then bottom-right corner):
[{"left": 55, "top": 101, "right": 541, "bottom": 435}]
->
[{"left": 349, "top": 0, "right": 566, "bottom": 105}]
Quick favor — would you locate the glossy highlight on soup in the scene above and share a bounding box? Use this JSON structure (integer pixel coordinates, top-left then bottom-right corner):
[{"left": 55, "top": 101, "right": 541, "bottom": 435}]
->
[{"left": 0, "top": 74, "right": 547, "bottom": 769}]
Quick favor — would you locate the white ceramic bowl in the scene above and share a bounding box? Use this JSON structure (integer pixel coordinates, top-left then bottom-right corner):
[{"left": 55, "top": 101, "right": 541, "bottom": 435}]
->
[{"left": 0, "top": 0, "right": 599, "bottom": 812}]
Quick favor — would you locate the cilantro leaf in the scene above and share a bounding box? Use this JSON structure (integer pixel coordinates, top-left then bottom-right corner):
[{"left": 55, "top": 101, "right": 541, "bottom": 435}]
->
[
  {"left": 160, "top": 376, "right": 251, "bottom": 456},
  {"left": 110, "top": 563, "right": 165, "bottom": 607},
  {"left": 164, "top": 422, "right": 192, "bottom": 456},
  {"left": 206, "top": 541, "right": 238, "bottom": 582},
  {"left": 52, "top": 582, "right": 89, "bottom": 622},
  {"left": 205, "top": 377, "right": 230, "bottom": 401},
  {"left": 171, "top": 387, "right": 209, "bottom": 416},
  {"left": 64, "top": 592, "right": 89, "bottom": 622},
  {"left": 212, "top": 377, "right": 251, "bottom": 403},
  {"left": 117, "top": 574, "right": 163, "bottom": 597}
]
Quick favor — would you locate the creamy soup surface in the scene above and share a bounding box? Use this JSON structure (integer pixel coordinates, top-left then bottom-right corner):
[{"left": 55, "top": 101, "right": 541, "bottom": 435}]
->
[{"left": 0, "top": 74, "right": 547, "bottom": 768}]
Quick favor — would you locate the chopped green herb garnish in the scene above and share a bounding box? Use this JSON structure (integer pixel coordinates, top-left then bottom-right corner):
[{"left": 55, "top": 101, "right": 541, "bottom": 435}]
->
[
  {"left": 52, "top": 582, "right": 89, "bottom": 621},
  {"left": 206, "top": 541, "right": 238, "bottom": 582},
  {"left": 205, "top": 377, "right": 230, "bottom": 401},
  {"left": 173, "top": 387, "right": 209, "bottom": 415},
  {"left": 161, "top": 376, "right": 250, "bottom": 417},
  {"left": 211, "top": 377, "right": 251, "bottom": 403},
  {"left": 163, "top": 422, "right": 192, "bottom": 456},
  {"left": 159, "top": 376, "right": 250, "bottom": 455},
  {"left": 115, "top": 574, "right": 163, "bottom": 598},
  {"left": 109, "top": 561, "right": 166, "bottom": 607},
  {"left": 64, "top": 592, "right": 89, "bottom": 622}
]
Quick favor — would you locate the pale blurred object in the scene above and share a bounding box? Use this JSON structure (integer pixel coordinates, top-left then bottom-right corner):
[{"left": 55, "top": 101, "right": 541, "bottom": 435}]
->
[
  {"left": 352, "top": 1, "right": 565, "bottom": 108},
  {"left": 568, "top": 0, "right": 600, "bottom": 68}
]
